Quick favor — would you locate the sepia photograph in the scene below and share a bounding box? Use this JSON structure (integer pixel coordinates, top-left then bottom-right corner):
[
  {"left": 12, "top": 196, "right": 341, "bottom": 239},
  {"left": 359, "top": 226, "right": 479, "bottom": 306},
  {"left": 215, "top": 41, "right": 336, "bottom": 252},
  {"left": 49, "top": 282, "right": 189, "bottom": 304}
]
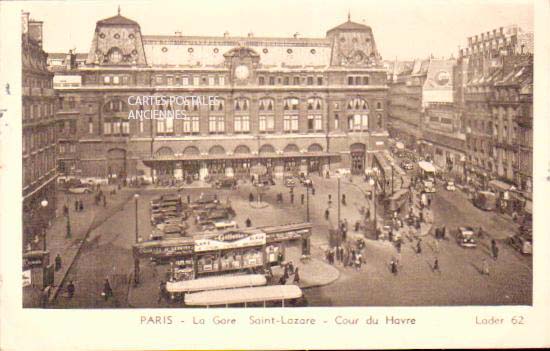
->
[{"left": 16, "top": 0, "right": 535, "bottom": 312}]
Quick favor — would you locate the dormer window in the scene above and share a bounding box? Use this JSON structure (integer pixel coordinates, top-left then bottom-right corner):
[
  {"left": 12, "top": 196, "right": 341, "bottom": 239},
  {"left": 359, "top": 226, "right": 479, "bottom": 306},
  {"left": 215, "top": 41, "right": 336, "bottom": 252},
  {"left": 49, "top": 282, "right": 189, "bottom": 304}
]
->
[{"left": 108, "top": 48, "right": 122, "bottom": 63}]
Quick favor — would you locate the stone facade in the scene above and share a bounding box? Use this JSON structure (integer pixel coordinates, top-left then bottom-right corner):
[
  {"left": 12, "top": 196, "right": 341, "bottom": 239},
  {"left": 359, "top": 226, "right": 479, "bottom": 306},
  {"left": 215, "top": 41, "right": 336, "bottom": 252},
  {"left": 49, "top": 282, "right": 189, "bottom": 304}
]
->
[
  {"left": 22, "top": 12, "right": 58, "bottom": 246},
  {"left": 49, "top": 13, "right": 389, "bottom": 181}
]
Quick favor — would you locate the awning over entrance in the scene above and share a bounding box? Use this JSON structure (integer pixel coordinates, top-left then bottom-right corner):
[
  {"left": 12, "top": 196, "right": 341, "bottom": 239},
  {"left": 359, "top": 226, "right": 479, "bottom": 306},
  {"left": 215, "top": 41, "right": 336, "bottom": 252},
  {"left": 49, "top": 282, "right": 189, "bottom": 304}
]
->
[
  {"left": 142, "top": 152, "right": 340, "bottom": 166},
  {"left": 488, "top": 179, "right": 515, "bottom": 192}
]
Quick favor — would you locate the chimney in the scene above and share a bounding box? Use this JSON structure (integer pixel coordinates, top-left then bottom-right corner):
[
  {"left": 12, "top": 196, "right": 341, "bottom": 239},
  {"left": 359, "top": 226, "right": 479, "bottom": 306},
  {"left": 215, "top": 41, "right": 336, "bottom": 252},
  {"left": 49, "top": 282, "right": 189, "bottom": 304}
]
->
[
  {"left": 28, "top": 20, "right": 44, "bottom": 47},
  {"left": 224, "top": 31, "right": 229, "bottom": 38},
  {"left": 247, "top": 32, "right": 254, "bottom": 38},
  {"left": 21, "top": 11, "right": 30, "bottom": 34},
  {"left": 293, "top": 32, "right": 300, "bottom": 39},
  {"left": 174, "top": 31, "right": 182, "bottom": 36}
]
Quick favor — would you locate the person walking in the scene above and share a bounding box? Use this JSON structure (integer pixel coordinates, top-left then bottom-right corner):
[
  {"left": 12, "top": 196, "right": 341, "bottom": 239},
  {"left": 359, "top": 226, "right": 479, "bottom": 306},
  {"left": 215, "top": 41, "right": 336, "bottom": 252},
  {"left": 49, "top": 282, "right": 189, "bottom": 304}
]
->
[
  {"left": 311, "top": 187, "right": 316, "bottom": 196},
  {"left": 341, "top": 194, "right": 346, "bottom": 206},
  {"left": 79, "top": 200, "right": 84, "bottom": 212},
  {"left": 102, "top": 195, "right": 107, "bottom": 208},
  {"left": 55, "top": 254, "right": 62, "bottom": 272},
  {"left": 390, "top": 259, "right": 398, "bottom": 275},
  {"left": 249, "top": 193, "right": 254, "bottom": 202},
  {"left": 491, "top": 240, "right": 499, "bottom": 260},
  {"left": 293, "top": 268, "right": 300, "bottom": 284},
  {"left": 324, "top": 208, "right": 330, "bottom": 220},
  {"left": 102, "top": 278, "right": 113, "bottom": 301},
  {"left": 355, "top": 253, "right": 362, "bottom": 270},
  {"left": 245, "top": 218, "right": 252, "bottom": 227},
  {"left": 66, "top": 280, "right": 75, "bottom": 299},
  {"left": 416, "top": 239, "right": 422, "bottom": 254},
  {"left": 395, "top": 239, "right": 402, "bottom": 254},
  {"left": 157, "top": 280, "right": 167, "bottom": 304},
  {"left": 433, "top": 257, "right": 441, "bottom": 274}
]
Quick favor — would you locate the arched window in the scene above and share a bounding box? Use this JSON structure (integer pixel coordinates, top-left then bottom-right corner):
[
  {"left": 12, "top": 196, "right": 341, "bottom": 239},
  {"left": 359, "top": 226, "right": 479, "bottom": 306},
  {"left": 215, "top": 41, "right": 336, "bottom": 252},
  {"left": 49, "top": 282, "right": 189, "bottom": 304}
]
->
[
  {"left": 307, "top": 97, "right": 322, "bottom": 111},
  {"left": 347, "top": 97, "right": 369, "bottom": 131},
  {"left": 210, "top": 98, "right": 225, "bottom": 111},
  {"left": 108, "top": 47, "right": 123, "bottom": 64},
  {"left": 283, "top": 97, "right": 300, "bottom": 111},
  {"left": 234, "top": 98, "right": 249, "bottom": 112}
]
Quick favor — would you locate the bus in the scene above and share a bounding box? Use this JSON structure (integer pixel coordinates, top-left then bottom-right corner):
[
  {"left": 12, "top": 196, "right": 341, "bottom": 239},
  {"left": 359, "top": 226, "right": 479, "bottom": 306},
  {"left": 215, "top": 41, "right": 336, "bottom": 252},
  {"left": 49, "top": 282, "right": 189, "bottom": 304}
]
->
[
  {"left": 384, "top": 189, "right": 409, "bottom": 215},
  {"left": 473, "top": 191, "right": 497, "bottom": 211},
  {"left": 166, "top": 274, "right": 267, "bottom": 301},
  {"left": 184, "top": 285, "right": 306, "bottom": 307},
  {"left": 417, "top": 161, "right": 436, "bottom": 180}
]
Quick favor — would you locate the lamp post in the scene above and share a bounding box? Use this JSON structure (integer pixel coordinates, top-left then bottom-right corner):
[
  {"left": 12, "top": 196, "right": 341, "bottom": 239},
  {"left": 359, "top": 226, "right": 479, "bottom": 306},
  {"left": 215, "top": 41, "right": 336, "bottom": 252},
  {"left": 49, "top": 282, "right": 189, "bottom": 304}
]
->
[
  {"left": 306, "top": 185, "right": 310, "bottom": 222},
  {"left": 40, "top": 199, "right": 48, "bottom": 251},
  {"left": 134, "top": 193, "right": 140, "bottom": 286},
  {"left": 368, "top": 178, "right": 377, "bottom": 236},
  {"left": 337, "top": 174, "right": 341, "bottom": 226}
]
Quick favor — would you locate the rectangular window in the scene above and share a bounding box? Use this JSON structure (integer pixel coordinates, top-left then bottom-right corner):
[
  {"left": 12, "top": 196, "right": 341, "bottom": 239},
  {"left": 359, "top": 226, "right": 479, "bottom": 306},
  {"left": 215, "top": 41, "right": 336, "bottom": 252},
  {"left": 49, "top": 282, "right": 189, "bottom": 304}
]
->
[
  {"left": 362, "top": 76, "right": 369, "bottom": 85},
  {"left": 69, "top": 144, "right": 76, "bottom": 153},
  {"left": 122, "top": 121, "right": 130, "bottom": 135},
  {"left": 88, "top": 120, "right": 94, "bottom": 134},
  {"left": 156, "top": 76, "right": 163, "bottom": 84},
  {"left": 122, "top": 75, "right": 129, "bottom": 84},
  {"left": 284, "top": 115, "right": 291, "bottom": 132},
  {"left": 335, "top": 114, "right": 339, "bottom": 129},
  {"left": 209, "top": 116, "right": 217, "bottom": 133},
  {"left": 113, "top": 76, "right": 120, "bottom": 85},
  {"left": 258, "top": 76, "right": 265, "bottom": 85},
  {"left": 314, "top": 115, "right": 322, "bottom": 131},
  {"left": 284, "top": 77, "right": 290, "bottom": 85},
  {"left": 219, "top": 76, "right": 225, "bottom": 86},
  {"left": 307, "top": 77, "right": 314, "bottom": 85},
  {"left": 193, "top": 76, "right": 200, "bottom": 86},
  {"left": 191, "top": 116, "right": 200, "bottom": 133},
  {"left": 348, "top": 76, "right": 354, "bottom": 85},
  {"left": 165, "top": 117, "right": 173, "bottom": 133},
  {"left": 104, "top": 76, "right": 111, "bottom": 84},
  {"left": 293, "top": 77, "right": 300, "bottom": 85},
  {"left": 183, "top": 116, "right": 191, "bottom": 133},
  {"left": 112, "top": 121, "right": 121, "bottom": 134},
  {"left": 291, "top": 115, "right": 298, "bottom": 132},
  {"left": 269, "top": 77, "right": 275, "bottom": 85},
  {"left": 355, "top": 77, "right": 362, "bottom": 85},
  {"left": 317, "top": 77, "right": 323, "bottom": 85},
  {"left": 235, "top": 116, "right": 249, "bottom": 133},
  {"left": 208, "top": 76, "right": 215, "bottom": 86},
  {"left": 103, "top": 122, "right": 111, "bottom": 135},
  {"left": 175, "top": 76, "right": 182, "bottom": 85},
  {"left": 139, "top": 119, "right": 144, "bottom": 133},
  {"left": 308, "top": 115, "right": 314, "bottom": 131},
  {"left": 59, "top": 144, "right": 65, "bottom": 154},
  {"left": 167, "top": 76, "right": 173, "bottom": 85},
  {"left": 259, "top": 115, "right": 266, "bottom": 132},
  {"left": 182, "top": 76, "right": 189, "bottom": 85},
  {"left": 157, "top": 119, "right": 165, "bottom": 133}
]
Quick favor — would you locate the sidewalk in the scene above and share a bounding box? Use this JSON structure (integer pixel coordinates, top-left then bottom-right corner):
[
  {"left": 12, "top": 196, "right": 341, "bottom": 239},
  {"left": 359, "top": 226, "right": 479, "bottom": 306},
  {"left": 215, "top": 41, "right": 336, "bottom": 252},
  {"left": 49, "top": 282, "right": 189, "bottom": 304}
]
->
[{"left": 23, "top": 186, "right": 136, "bottom": 307}]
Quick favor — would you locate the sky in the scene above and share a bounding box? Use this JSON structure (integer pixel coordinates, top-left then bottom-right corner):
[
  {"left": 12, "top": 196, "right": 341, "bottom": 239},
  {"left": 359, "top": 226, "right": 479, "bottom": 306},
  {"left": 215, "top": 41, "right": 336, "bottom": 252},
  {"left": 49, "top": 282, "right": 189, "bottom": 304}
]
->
[{"left": 15, "top": 0, "right": 533, "bottom": 60}]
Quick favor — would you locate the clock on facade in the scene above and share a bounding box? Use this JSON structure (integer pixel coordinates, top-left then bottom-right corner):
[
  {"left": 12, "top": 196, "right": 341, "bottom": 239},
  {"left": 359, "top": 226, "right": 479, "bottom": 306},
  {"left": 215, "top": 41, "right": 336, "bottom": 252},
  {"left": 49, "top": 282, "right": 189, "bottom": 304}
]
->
[
  {"left": 435, "top": 71, "right": 450, "bottom": 85},
  {"left": 235, "top": 65, "right": 250, "bottom": 80}
]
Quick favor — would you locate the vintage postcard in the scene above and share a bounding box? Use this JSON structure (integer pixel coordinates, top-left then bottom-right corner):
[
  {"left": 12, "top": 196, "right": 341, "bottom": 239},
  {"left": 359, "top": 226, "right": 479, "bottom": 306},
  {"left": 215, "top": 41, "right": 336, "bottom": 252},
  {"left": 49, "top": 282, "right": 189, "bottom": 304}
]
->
[{"left": 1, "top": 0, "right": 549, "bottom": 350}]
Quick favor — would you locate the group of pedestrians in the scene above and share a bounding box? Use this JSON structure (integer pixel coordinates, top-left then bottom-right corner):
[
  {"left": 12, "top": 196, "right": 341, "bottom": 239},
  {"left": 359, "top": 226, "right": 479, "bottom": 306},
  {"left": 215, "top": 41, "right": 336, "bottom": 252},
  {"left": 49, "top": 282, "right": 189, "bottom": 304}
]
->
[
  {"left": 279, "top": 261, "right": 300, "bottom": 285},
  {"left": 326, "top": 243, "right": 364, "bottom": 270}
]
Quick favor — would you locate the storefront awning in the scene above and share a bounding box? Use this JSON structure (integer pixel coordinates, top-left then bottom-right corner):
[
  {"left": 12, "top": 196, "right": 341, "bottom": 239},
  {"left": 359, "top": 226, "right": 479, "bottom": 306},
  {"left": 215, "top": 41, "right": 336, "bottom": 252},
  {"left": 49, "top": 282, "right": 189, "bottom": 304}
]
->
[
  {"left": 143, "top": 152, "right": 340, "bottom": 164},
  {"left": 166, "top": 274, "right": 266, "bottom": 293},
  {"left": 488, "top": 179, "right": 515, "bottom": 192}
]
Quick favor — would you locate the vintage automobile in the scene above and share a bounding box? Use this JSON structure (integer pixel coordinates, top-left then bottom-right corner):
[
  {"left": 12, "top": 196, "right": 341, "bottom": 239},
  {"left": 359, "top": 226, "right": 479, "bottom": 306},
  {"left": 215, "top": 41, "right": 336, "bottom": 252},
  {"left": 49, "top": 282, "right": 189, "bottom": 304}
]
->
[
  {"left": 422, "top": 179, "right": 436, "bottom": 193},
  {"left": 445, "top": 181, "right": 456, "bottom": 191},
  {"left": 473, "top": 191, "right": 497, "bottom": 211},
  {"left": 456, "top": 226, "right": 477, "bottom": 248},
  {"left": 67, "top": 184, "right": 93, "bottom": 194},
  {"left": 284, "top": 176, "right": 297, "bottom": 187},
  {"left": 401, "top": 160, "right": 414, "bottom": 170},
  {"left": 508, "top": 233, "right": 532, "bottom": 255},
  {"left": 215, "top": 177, "right": 237, "bottom": 189}
]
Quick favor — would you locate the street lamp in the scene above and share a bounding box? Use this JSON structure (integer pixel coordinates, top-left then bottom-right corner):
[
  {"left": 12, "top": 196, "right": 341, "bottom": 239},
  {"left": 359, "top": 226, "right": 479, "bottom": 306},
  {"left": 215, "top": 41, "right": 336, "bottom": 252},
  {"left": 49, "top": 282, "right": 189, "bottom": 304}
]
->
[
  {"left": 306, "top": 185, "right": 310, "bottom": 222},
  {"left": 134, "top": 193, "right": 140, "bottom": 286},
  {"left": 134, "top": 194, "right": 140, "bottom": 243},
  {"left": 40, "top": 200, "right": 48, "bottom": 251},
  {"left": 368, "top": 177, "right": 377, "bottom": 237},
  {"left": 336, "top": 173, "right": 341, "bottom": 227}
]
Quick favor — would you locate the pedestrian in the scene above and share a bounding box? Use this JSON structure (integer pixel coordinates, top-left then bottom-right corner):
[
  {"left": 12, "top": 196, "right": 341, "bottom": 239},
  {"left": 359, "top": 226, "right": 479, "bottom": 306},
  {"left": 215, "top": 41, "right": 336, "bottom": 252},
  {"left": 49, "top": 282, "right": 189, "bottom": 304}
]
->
[
  {"left": 102, "top": 278, "right": 113, "bottom": 301},
  {"left": 328, "top": 194, "right": 332, "bottom": 205},
  {"left": 491, "top": 240, "right": 499, "bottom": 260},
  {"left": 283, "top": 265, "right": 289, "bottom": 280},
  {"left": 325, "top": 209, "right": 330, "bottom": 220},
  {"left": 74, "top": 200, "right": 79, "bottom": 212},
  {"left": 342, "top": 194, "right": 346, "bottom": 206},
  {"left": 339, "top": 246, "right": 345, "bottom": 264},
  {"left": 63, "top": 205, "right": 69, "bottom": 216},
  {"left": 67, "top": 280, "right": 75, "bottom": 299},
  {"left": 79, "top": 200, "right": 84, "bottom": 212},
  {"left": 55, "top": 254, "right": 62, "bottom": 271},
  {"left": 390, "top": 259, "right": 398, "bottom": 275},
  {"left": 355, "top": 254, "right": 362, "bottom": 270},
  {"left": 288, "top": 261, "right": 295, "bottom": 275},
  {"left": 290, "top": 193, "right": 294, "bottom": 204},
  {"left": 482, "top": 259, "right": 490, "bottom": 275},
  {"left": 249, "top": 193, "right": 254, "bottom": 202},
  {"left": 311, "top": 187, "right": 316, "bottom": 196},
  {"left": 428, "top": 197, "right": 432, "bottom": 207},
  {"left": 187, "top": 195, "right": 191, "bottom": 204},
  {"left": 354, "top": 220, "right": 360, "bottom": 232},
  {"left": 301, "top": 193, "right": 305, "bottom": 205},
  {"left": 395, "top": 240, "right": 402, "bottom": 253},
  {"left": 279, "top": 275, "right": 287, "bottom": 285},
  {"left": 293, "top": 268, "right": 300, "bottom": 284},
  {"left": 157, "top": 280, "right": 167, "bottom": 304},
  {"left": 277, "top": 252, "right": 284, "bottom": 266},
  {"left": 103, "top": 196, "right": 107, "bottom": 208},
  {"left": 416, "top": 239, "right": 422, "bottom": 254},
  {"left": 433, "top": 257, "right": 440, "bottom": 273},
  {"left": 245, "top": 218, "right": 252, "bottom": 227},
  {"left": 389, "top": 229, "right": 394, "bottom": 242}
]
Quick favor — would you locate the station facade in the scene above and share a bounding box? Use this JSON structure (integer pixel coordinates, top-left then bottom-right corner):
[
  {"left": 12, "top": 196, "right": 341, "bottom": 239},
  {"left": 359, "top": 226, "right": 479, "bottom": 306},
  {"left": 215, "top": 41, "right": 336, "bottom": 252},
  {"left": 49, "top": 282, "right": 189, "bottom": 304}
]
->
[{"left": 49, "top": 12, "right": 389, "bottom": 181}]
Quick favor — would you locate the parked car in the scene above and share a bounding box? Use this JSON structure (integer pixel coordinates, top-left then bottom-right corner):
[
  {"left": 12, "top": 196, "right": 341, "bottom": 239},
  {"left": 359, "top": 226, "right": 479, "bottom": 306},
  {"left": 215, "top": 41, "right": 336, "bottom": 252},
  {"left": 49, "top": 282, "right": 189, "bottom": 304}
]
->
[
  {"left": 445, "top": 181, "right": 456, "bottom": 191},
  {"left": 67, "top": 184, "right": 92, "bottom": 194},
  {"left": 401, "top": 160, "right": 414, "bottom": 170},
  {"left": 456, "top": 226, "right": 477, "bottom": 248},
  {"left": 284, "top": 176, "right": 297, "bottom": 187},
  {"left": 508, "top": 233, "right": 532, "bottom": 255}
]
